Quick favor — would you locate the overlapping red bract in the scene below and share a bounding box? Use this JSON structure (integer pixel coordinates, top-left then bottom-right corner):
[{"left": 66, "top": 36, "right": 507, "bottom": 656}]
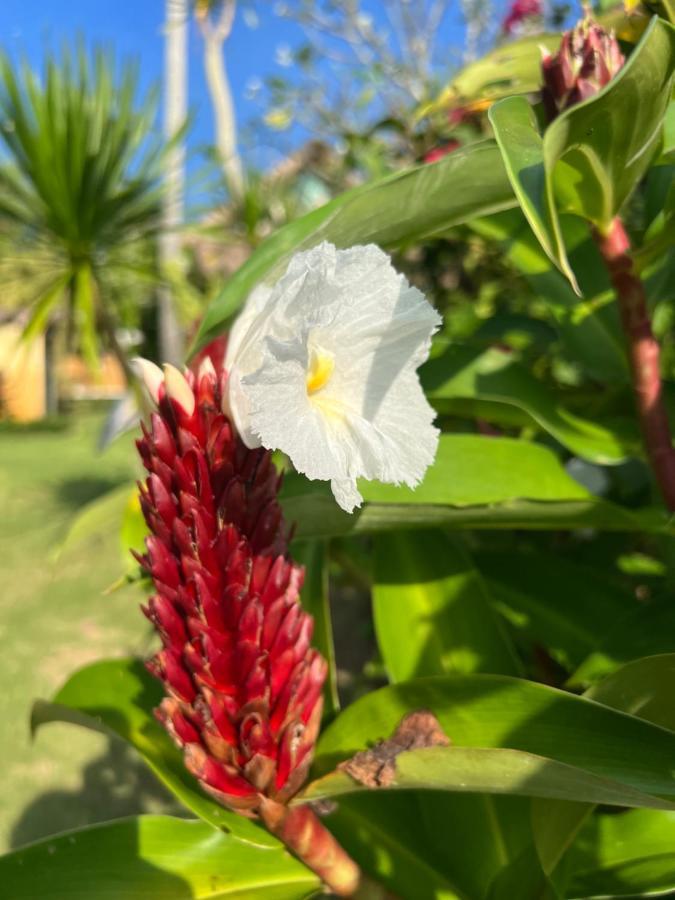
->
[
  {"left": 541, "top": 18, "right": 625, "bottom": 121},
  {"left": 135, "top": 364, "right": 327, "bottom": 815}
]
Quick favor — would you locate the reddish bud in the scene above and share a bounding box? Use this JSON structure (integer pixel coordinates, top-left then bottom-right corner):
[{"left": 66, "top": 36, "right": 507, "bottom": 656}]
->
[{"left": 541, "top": 17, "right": 625, "bottom": 121}]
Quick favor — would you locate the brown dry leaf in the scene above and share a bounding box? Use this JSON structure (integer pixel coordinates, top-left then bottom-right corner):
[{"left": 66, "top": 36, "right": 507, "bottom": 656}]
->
[{"left": 338, "top": 710, "right": 451, "bottom": 788}]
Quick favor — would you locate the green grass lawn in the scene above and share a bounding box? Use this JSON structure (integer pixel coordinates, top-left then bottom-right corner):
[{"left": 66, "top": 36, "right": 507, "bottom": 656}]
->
[{"left": 0, "top": 408, "right": 178, "bottom": 852}]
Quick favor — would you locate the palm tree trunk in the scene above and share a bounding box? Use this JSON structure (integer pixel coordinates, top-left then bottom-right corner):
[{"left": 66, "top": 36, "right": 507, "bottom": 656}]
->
[{"left": 159, "top": 0, "right": 188, "bottom": 365}]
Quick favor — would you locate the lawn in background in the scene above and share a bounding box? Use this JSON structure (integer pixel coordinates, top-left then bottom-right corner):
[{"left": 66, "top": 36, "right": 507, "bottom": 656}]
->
[{"left": 0, "top": 408, "right": 178, "bottom": 851}]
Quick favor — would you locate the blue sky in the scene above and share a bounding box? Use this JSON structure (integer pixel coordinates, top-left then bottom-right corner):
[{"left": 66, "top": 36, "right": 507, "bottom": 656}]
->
[{"left": 0, "top": 1, "right": 482, "bottom": 207}]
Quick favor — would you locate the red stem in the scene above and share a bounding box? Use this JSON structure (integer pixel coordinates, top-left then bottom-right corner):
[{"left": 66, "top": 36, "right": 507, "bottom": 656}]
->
[
  {"left": 259, "top": 797, "right": 362, "bottom": 896},
  {"left": 594, "top": 218, "right": 675, "bottom": 511}
]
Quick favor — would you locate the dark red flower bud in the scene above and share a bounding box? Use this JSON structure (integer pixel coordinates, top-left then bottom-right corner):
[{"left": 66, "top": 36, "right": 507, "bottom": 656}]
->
[{"left": 541, "top": 17, "right": 625, "bottom": 121}]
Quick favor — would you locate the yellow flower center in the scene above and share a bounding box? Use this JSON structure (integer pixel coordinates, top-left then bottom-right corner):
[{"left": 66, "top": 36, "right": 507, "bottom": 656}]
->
[{"left": 306, "top": 347, "right": 335, "bottom": 395}]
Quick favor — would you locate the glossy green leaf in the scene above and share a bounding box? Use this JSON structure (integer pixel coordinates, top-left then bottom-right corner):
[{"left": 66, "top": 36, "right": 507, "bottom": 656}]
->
[
  {"left": 304, "top": 744, "right": 675, "bottom": 811},
  {"left": 567, "top": 808, "right": 675, "bottom": 899},
  {"left": 584, "top": 652, "right": 675, "bottom": 732},
  {"left": 0, "top": 815, "right": 319, "bottom": 899},
  {"left": 489, "top": 95, "right": 578, "bottom": 290},
  {"left": 31, "top": 658, "right": 279, "bottom": 848},
  {"left": 281, "top": 435, "right": 670, "bottom": 541},
  {"left": 192, "top": 141, "right": 517, "bottom": 351},
  {"left": 423, "top": 344, "right": 634, "bottom": 463},
  {"left": 373, "top": 530, "right": 520, "bottom": 681},
  {"left": 544, "top": 17, "right": 675, "bottom": 231},
  {"left": 311, "top": 675, "right": 675, "bottom": 801},
  {"left": 534, "top": 654, "right": 675, "bottom": 880},
  {"left": 372, "top": 530, "right": 523, "bottom": 895},
  {"left": 490, "top": 18, "right": 675, "bottom": 291},
  {"left": 293, "top": 540, "right": 340, "bottom": 720},
  {"left": 474, "top": 549, "right": 636, "bottom": 673}
]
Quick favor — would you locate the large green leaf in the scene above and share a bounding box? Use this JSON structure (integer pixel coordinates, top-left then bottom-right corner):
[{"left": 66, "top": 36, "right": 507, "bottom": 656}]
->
[
  {"left": 192, "top": 141, "right": 517, "bottom": 351},
  {"left": 281, "top": 434, "right": 670, "bottom": 540},
  {"left": 567, "top": 808, "right": 675, "bottom": 899},
  {"left": 31, "top": 658, "right": 278, "bottom": 849},
  {"left": 474, "top": 549, "right": 636, "bottom": 673},
  {"left": 533, "top": 653, "right": 675, "bottom": 881},
  {"left": 0, "top": 815, "right": 318, "bottom": 899},
  {"left": 423, "top": 344, "right": 635, "bottom": 463},
  {"left": 490, "top": 95, "right": 578, "bottom": 290},
  {"left": 302, "top": 745, "right": 675, "bottom": 811},
  {"left": 311, "top": 675, "right": 675, "bottom": 800},
  {"left": 490, "top": 18, "right": 675, "bottom": 289},
  {"left": 372, "top": 530, "right": 523, "bottom": 897},
  {"left": 373, "top": 529, "right": 520, "bottom": 681}
]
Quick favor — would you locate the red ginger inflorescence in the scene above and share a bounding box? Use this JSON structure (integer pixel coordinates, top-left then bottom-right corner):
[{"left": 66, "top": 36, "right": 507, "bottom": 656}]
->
[{"left": 134, "top": 359, "right": 327, "bottom": 816}]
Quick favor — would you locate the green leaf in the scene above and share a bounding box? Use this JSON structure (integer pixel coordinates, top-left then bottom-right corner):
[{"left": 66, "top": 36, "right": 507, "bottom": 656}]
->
[
  {"left": 281, "top": 434, "right": 669, "bottom": 540},
  {"left": 423, "top": 344, "right": 635, "bottom": 463},
  {"left": 55, "top": 482, "right": 143, "bottom": 570},
  {"left": 192, "top": 141, "right": 517, "bottom": 351},
  {"left": 584, "top": 652, "right": 675, "bottom": 732},
  {"left": 570, "top": 604, "right": 675, "bottom": 686},
  {"left": 323, "top": 794, "right": 466, "bottom": 900},
  {"left": 531, "top": 799, "right": 592, "bottom": 878},
  {"left": 531, "top": 654, "right": 675, "bottom": 882},
  {"left": 474, "top": 549, "right": 636, "bottom": 673},
  {"left": 293, "top": 540, "right": 340, "bottom": 720},
  {"left": 373, "top": 530, "right": 520, "bottom": 681},
  {"left": 567, "top": 807, "right": 675, "bottom": 899},
  {"left": 0, "top": 815, "right": 319, "bottom": 899},
  {"left": 490, "top": 18, "right": 675, "bottom": 289},
  {"left": 302, "top": 745, "right": 675, "bottom": 811},
  {"left": 489, "top": 95, "right": 578, "bottom": 291},
  {"left": 372, "top": 529, "right": 525, "bottom": 898},
  {"left": 311, "top": 675, "right": 675, "bottom": 801},
  {"left": 470, "top": 212, "right": 629, "bottom": 383},
  {"left": 544, "top": 17, "right": 675, "bottom": 230},
  {"left": 487, "top": 843, "right": 562, "bottom": 900},
  {"left": 31, "top": 658, "right": 279, "bottom": 849}
]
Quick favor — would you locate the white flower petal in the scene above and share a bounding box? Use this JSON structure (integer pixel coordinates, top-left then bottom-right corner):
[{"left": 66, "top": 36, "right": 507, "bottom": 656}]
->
[{"left": 226, "top": 242, "right": 441, "bottom": 512}]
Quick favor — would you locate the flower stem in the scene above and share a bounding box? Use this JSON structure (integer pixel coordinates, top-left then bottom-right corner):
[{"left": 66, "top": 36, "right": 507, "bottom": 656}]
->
[
  {"left": 594, "top": 217, "right": 675, "bottom": 511},
  {"left": 259, "top": 797, "right": 362, "bottom": 896}
]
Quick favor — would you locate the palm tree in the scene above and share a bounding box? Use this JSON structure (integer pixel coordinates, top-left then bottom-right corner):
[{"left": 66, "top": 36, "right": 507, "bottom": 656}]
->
[{"left": 0, "top": 46, "right": 167, "bottom": 384}]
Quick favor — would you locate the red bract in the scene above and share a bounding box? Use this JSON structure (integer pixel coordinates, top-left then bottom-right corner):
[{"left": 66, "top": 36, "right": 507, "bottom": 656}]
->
[
  {"left": 134, "top": 360, "right": 327, "bottom": 816},
  {"left": 541, "top": 17, "right": 624, "bottom": 121}
]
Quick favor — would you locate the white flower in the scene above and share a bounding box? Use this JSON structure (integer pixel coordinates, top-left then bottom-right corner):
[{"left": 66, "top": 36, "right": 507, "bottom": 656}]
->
[{"left": 225, "top": 242, "right": 441, "bottom": 513}]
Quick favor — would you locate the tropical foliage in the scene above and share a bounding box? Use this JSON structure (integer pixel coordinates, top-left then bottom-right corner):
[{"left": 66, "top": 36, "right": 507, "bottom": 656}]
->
[{"left": 2, "top": 3, "right": 675, "bottom": 898}]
